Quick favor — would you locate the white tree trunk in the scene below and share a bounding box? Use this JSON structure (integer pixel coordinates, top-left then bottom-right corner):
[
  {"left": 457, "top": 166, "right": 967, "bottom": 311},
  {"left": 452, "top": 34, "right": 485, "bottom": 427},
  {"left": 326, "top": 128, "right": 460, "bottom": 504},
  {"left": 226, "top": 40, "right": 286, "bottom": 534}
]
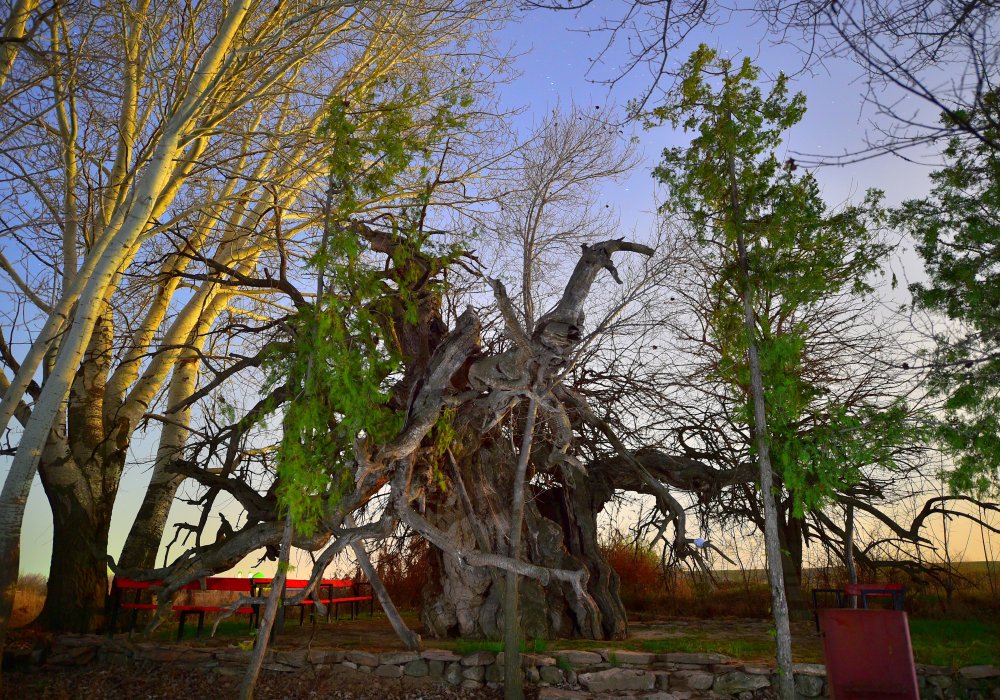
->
[
  {"left": 0, "top": 0, "right": 253, "bottom": 661},
  {"left": 0, "top": 0, "right": 38, "bottom": 91}
]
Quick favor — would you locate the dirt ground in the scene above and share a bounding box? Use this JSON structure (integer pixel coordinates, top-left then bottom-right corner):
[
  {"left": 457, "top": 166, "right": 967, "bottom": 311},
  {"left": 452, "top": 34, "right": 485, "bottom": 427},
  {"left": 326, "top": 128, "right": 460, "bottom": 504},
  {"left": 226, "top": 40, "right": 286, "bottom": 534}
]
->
[{"left": 3, "top": 660, "right": 521, "bottom": 700}]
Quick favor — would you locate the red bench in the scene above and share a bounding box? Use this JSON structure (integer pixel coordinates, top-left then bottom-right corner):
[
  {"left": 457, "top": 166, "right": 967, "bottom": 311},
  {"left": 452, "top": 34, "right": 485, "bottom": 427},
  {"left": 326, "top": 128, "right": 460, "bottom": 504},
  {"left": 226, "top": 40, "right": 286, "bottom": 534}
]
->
[
  {"left": 110, "top": 577, "right": 255, "bottom": 640},
  {"left": 248, "top": 577, "right": 374, "bottom": 625},
  {"left": 110, "top": 575, "right": 375, "bottom": 639}
]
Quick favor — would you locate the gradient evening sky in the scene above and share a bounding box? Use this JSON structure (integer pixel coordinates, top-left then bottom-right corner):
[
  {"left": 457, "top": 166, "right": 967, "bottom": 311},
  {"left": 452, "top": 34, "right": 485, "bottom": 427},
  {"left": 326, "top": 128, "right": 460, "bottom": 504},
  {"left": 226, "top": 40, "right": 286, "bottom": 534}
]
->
[{"left": 11, "top": 5, "right": 993, "bottom": 576}]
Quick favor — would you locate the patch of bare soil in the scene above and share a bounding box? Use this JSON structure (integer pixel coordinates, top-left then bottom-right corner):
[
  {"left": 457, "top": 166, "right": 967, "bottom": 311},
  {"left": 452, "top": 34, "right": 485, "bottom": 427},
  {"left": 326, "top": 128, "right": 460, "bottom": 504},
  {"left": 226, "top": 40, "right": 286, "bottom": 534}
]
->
[{"left": 3, "top": 660, "right": 529, "bottom": 700}]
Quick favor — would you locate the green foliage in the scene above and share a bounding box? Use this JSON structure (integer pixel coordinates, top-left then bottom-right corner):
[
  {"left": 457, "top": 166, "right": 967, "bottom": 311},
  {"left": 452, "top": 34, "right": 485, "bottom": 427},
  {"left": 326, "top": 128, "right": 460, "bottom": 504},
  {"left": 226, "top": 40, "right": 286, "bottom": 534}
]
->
[
  {"left": 319, "top": 76, "right": 472, "bottom": 219},
  {"left": 650, "top": 46, "right": 905, "bottom": 514},
  {"left": 429, "top": 406, "right": 457, "bottom": 492},
  {"left": 897, "top": 91, "right": 1000, "bottom": 495},
  {"left": 266, "top": 77, "right": 472, "bottom": 533}
]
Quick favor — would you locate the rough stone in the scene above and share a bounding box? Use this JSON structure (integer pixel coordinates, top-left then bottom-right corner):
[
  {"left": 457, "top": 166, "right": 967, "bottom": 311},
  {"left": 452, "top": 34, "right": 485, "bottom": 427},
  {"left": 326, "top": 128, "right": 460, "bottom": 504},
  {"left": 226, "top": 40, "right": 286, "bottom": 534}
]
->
[
  {"left": 380, "top": 651, "right": 419, "bottom": 665},
  {"left": 928, "top": 674, "right": 954, "bottom": 688},
  {"left": 578, "top": 668, "right": 655, "bottom": 693},
  {"left": 307, "top": 649, "right": 343, "bottom": 664},
  {"left": 422, "top": 649, "right": 461, "bottom": 662},
  {"left": 539, "top": 665, "right": 564, "bottom": 684},
  {"left": 485, "top": 664, "right": 504, "bottom": 683},
  {"left": 961, "top": 666, "right": 1000, "bottom": 680},
  {"left": 461, "top": 650, "right": 496, "bottom": 666},
  {"left": 525, "top": 666, "right": 540, "bottom": 683},
  {"left": 792, "top": 662, "right": 827, "bottom": 677},
  {"left": 261, "top": 662, "right": 296, "bottom": 672},
  {"left": 713, "top": 671, "right": 770, "bottom": 694},
  {"left": 525, "top": 653, "right": 557, "bottom": 667},
  {"left": 337, "top": 661, "right": 358, "bottom": 671},
  {"left": 463, "top": 665, "right": 486, "bottom": 682},
  {"left": 445, "top": 661, "right": 463, "bottom": 685},
  {"left": 214, "top": 650, "right": 251, "bottom": 663},
  {"left": 917, "top": 664, "right": 951, "bottom": 676},
  {"left": 555, "top": 650, "right": 604, "bottom": 666},
  {"left": 660, "top": 652, "right": 732, "bottom": 665},
  {"left": 428, "top": 659, "right": 445, "bottom": 678},
  {"left": 795, "top": 673, "right": 825, "bottom": 697},
  {"left": 404, "top": 659, "right": 429, "bottom": 677},
  {"left": 274, "top": 649, "right": 308, "bottom": 667},
  {"left": 672, "top": 670, "right": 715, "bottom": 691},
  {"left": 604, "top": 649, "right": 657, "bottom": 666},
  {"left": 374, "top": 664, "right": 403, "bottom": 678},
  {"left": 652, "top": 670, "right": 671, "bottom": 690},
  {"left": 460, "top": 679, "right": 482, "bottom": 689},
  {"left": 345, "top": 650, "right": 379, "bottom": 667}
]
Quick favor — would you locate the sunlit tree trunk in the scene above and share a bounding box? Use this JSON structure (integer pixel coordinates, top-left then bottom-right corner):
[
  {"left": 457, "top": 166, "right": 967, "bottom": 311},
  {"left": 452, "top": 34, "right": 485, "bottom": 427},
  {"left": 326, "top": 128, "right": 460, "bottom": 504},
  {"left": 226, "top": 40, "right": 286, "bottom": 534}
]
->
[
  {"left": 0, "top": 0, "right": 254, "bottom": 649},
  {"left": 118, "top": 349, "right": 201, "bottom": 571},
  {"left": 0, "top": 0, "right": 38, "bottom": 91}
]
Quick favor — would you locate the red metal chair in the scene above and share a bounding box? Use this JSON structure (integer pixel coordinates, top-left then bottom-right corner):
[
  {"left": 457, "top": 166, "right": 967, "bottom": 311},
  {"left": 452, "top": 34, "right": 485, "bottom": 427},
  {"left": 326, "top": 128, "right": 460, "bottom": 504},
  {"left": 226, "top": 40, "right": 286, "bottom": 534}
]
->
[{"left": 818, "top": 608, "right": 919, "bottom": 700}]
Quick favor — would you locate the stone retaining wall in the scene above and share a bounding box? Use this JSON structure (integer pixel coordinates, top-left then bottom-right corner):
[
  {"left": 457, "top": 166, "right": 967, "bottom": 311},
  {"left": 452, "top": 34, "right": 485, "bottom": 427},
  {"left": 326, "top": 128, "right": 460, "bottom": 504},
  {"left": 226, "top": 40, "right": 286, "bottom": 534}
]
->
[{"left": 32, "top": 635, "right": 1000, "bottom": 699}]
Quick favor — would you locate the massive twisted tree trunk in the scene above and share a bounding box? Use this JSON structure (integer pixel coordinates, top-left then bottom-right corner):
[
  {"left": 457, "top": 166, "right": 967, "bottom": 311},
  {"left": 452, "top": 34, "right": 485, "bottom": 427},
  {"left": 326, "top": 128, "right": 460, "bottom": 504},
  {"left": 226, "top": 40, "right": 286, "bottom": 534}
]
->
[
  {"left": 420, "top": 433, "right": 622, "bottom": 640},
  {"left": 412, "top": 240, "right": 657, "bottom": 641}
]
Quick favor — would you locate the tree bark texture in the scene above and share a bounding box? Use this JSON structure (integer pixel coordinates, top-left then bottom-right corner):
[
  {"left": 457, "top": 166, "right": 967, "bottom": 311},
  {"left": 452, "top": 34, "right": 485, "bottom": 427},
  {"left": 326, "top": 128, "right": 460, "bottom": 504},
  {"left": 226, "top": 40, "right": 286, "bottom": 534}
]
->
[
  {"left": 414, "top": 241, "right": 655, "bottom": 641},
  {"left": 419, "top": 435, "right": 606, "bottom": 639},
  {"left": 119, "top": 349, "right": 202, "bottom": 570},
  {"left": 504, "top": 396, "right": 538, "bottom": 700}
]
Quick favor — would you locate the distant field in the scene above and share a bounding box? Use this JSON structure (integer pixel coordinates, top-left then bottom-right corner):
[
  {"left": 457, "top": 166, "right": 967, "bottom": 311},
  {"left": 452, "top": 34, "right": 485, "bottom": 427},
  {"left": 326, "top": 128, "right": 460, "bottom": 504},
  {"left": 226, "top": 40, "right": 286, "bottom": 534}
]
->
[{"left": 610, "top": 547, "right": 1000, "bottom": 621}]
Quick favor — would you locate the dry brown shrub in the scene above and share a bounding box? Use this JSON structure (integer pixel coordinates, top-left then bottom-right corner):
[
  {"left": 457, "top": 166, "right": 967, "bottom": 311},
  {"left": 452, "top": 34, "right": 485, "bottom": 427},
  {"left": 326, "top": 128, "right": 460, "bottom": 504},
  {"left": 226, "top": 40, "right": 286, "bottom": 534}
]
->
[
  {"left": 11, "top": 574, "right": 46, "bottom": 628},
  {"left": 600, "top": 535, "right": 673, "bottom": 613},
  {"left": 376, "top": 536, "right": 429, "bottom": 610}
]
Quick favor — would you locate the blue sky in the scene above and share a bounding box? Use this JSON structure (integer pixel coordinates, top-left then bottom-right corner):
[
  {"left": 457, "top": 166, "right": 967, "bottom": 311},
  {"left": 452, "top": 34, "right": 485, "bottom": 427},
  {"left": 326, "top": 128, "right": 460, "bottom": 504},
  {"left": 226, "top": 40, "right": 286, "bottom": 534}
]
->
[{"left": 11, "top": 4, "right": 969, "bottom": 576}]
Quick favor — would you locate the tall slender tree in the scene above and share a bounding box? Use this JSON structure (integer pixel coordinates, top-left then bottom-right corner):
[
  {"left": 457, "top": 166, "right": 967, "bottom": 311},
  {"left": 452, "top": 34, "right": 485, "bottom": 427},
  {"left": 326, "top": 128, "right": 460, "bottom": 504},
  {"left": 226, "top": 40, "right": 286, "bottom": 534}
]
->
[{"left": 649, "top": 45, "right": 896, "bottom": 698}]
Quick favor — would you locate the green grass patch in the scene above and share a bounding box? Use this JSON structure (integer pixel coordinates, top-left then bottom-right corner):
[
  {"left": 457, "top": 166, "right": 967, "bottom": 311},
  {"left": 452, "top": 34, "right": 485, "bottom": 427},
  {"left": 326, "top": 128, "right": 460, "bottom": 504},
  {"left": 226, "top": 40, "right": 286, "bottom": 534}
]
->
[
  {"left": 636, "top": 636, "right": 776, "bottom": 660},
  {"left": 909, "top": 618, "right": 1000, "bottom": 667}
]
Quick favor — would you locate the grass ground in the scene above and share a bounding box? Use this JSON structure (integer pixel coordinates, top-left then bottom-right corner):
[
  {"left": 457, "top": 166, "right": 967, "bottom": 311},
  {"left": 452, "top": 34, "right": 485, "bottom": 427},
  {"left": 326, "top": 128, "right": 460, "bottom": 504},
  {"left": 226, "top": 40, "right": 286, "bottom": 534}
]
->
[{"left": 435, "top": 617, "right": 1000, "bottom": 667}]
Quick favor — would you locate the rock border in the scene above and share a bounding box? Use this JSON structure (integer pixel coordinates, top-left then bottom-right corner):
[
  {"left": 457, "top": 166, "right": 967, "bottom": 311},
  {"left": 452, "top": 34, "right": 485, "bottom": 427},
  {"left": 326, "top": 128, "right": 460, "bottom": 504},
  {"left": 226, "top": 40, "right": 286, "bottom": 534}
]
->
[{"left": 28, "top": 635, "right": 1000, "bottom": 699}]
